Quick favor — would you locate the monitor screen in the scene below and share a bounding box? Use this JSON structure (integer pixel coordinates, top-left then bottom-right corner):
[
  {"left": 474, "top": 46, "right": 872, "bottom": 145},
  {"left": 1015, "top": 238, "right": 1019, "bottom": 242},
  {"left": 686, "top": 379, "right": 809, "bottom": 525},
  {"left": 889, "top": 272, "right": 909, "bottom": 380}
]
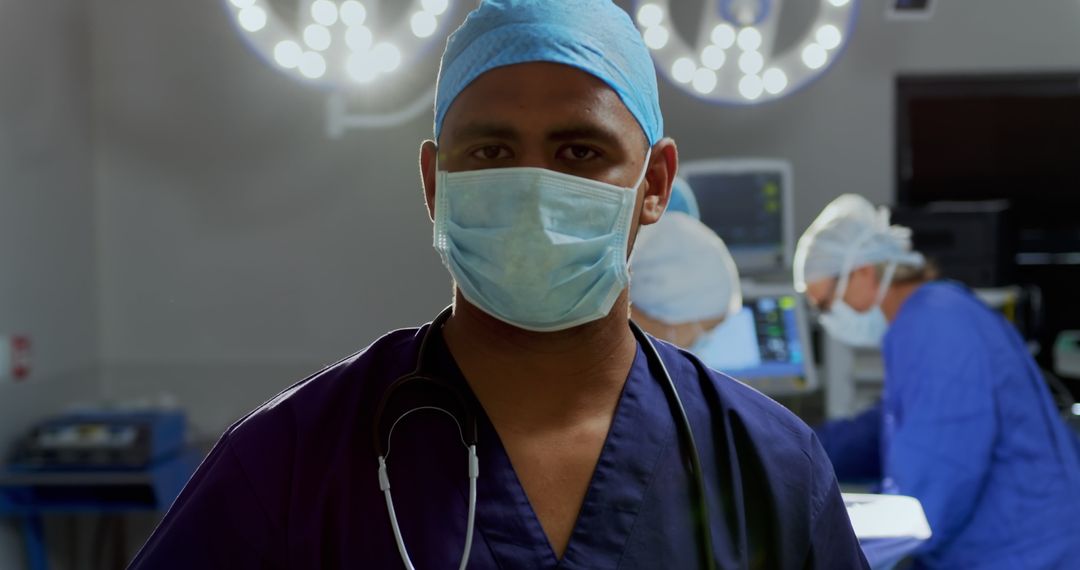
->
[
  {"left": 680, "top": 160, "right": 792, "bottom": 274},
  {"left": 695, "top": 295, "right": 806, "bottom": 380}
]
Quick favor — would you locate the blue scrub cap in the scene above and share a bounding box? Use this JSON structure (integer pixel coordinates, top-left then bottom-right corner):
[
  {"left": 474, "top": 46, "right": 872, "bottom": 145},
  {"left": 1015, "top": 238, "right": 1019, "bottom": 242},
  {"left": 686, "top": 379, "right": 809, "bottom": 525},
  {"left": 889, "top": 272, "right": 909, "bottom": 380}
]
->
[{"left": 434, "top": 0, "right": 664, "bottom": 146}]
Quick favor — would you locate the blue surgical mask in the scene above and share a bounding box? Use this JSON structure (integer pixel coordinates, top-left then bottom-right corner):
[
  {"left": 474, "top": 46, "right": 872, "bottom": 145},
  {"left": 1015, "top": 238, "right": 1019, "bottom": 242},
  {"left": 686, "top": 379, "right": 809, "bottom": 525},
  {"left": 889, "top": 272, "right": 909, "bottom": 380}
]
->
[
  {"left": 433, "top": 151, "right": 651, "bottom": 332},
  {"left": 819, "top": 262, "right": 897, "bottom": 348}
]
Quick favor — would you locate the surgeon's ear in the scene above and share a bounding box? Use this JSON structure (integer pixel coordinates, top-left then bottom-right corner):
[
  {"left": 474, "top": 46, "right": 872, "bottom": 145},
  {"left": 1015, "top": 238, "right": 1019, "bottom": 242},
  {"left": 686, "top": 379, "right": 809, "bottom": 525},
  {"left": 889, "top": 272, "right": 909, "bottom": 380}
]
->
[
  {"left": 638, "top": 138, "right": 677, "bottom": 226},
  {"left": 420, "top": 140, "right": 439, "bottom": 222}
]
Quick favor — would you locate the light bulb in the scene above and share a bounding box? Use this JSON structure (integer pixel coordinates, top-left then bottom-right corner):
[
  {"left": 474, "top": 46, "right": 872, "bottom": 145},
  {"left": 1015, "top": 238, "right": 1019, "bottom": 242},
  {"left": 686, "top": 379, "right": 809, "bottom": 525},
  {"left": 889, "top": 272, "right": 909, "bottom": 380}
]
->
[
  {"left": 346, "top": 25, "right": 374, "bottom": 52},
  {"left": 643, "top": 26, "right": 670, "bottom": 50},
  {"left": 763, "top": 68, "right": 788, "bottom": 94},
  {"left": 738, "top": 50, "right": 763, "bottom": 75},
  {"left": 237, "top": 6, "right": 267, "bottom": 32},
  {"left": 672, "top": 57, "right": 696, "bottom": 83},
  {"left": 411, "top": 11, "right": 438, "bottom": 38},
  {"left": 816, "top": 25, "right": 842, "bottom": 50},
  {"left": 311, "top": 0, "right": 339, "bottom": 27},
  {"left": 372, "top": 42, "right": 402, "bottom": 73},
  {"left": 692, "top": 68, "right": 718, "bottom": 94},
  {"left": 637, "top": 4, "right": 664, "bottom": 28},
  {"left": 273, "top": 40, "right": 302, "bottom": 69},
  {"left": 701, "top": 45, "right": 726, "bottom": 70},
  {"left": 340, "top": 1, "right": 367, "bottom": 27},
  {"left": 711, "top": 23, "right": 736, "bottom": 49},
  {"left": 802, "top": 43, "right": 827, "bottom": 69},
  {"left": 737, "top": 27, "right": 762, "bottom": 51},
  {"left": 739, "top": 74, "right": 764, "bottom": 100},
  {"left": 304, "top": 24, "right": 332, "bottom": 51}
]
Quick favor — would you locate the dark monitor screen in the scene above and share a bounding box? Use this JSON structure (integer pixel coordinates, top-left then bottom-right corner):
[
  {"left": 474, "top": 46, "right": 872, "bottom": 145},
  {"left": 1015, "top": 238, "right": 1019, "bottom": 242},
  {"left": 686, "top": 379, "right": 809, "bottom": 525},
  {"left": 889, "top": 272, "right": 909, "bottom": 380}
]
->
[{"left": 695, "top": 295, "right": 806, "bottom": 380}]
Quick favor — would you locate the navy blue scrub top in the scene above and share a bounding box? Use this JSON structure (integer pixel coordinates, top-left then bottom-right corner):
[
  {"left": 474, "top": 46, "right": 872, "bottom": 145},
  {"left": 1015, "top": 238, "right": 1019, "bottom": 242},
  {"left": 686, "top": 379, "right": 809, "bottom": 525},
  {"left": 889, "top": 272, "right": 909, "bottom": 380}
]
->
[{"left": 130, "top": 322, "right": 868, "bottom": 569}]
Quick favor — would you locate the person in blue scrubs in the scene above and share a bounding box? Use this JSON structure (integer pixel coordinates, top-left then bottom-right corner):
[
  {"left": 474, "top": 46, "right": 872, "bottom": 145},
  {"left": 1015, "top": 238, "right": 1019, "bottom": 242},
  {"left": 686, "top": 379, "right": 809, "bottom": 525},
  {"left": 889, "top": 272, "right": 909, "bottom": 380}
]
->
[
  {"left": 797, "top": 194, "right": 1080, "bottom": 569},
  {"left": 129, "top": 2, "right": 867, "bottom": 568}
]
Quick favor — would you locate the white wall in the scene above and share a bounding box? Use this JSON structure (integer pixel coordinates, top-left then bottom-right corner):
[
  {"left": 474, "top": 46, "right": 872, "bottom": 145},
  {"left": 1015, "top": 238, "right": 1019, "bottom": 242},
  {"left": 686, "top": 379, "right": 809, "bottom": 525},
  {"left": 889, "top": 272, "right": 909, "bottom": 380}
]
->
[{"left": 0, "top": 1, "right": 98, "bottom": 567}]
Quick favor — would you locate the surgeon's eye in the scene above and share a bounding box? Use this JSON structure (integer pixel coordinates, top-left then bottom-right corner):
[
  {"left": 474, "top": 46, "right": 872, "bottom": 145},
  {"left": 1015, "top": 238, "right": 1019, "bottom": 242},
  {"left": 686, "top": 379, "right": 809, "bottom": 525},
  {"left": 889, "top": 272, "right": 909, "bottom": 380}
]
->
[
  {"left": 470, "top": 145, "right": 512, "bottom": 161},
  {"left": 558, "top": 145, "right": 601, "bottom": 161}
]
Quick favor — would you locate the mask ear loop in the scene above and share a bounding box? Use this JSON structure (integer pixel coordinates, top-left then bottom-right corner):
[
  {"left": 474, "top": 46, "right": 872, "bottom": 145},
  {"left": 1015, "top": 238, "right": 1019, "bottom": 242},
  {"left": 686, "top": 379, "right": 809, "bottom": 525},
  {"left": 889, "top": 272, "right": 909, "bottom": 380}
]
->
[
  {"left": 874, "top": 261, "right": 899, "bottom": 307},
  {"left": 632, "top": 147, "right": 654, "bottom": 191},
  {"left": 832, "top": 228, "right": 879, "bottom": 306}
]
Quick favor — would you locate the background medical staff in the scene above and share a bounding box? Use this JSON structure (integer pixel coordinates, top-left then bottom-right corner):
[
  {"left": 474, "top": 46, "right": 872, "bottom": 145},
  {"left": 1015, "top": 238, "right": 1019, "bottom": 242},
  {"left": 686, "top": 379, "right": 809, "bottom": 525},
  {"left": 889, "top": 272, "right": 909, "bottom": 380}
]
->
[
  {"left": 629, "top": 209, "right": 741, "bottom": 351},
  {"left": 796, "top": 194, "right": 1080, "bottom": 569}
]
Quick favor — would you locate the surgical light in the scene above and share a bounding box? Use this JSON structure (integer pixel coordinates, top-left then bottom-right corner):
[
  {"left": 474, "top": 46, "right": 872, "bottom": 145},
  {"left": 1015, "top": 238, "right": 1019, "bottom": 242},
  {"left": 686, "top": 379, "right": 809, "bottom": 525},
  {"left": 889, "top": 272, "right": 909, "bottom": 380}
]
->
[
  {"left": 711, "top": 23, "right": 736, "bottom": 49},
  {"left": 224, "top": 0, "right": 455, "bottom": 88},
  {"left": 274, "top": 40, "right": 303, "bottom": 69},
  {"left": 632, "top": 0, "right": 859, "bottom": 105},
  {"left": 672, "top": 58, "right": 697, "bottom": 83},
  {"left": 643, "top": 25, "right": 670, "bottom": 50},
  {"left": 737, "top": 27, "right": 762, "bottom": 52},
  {"left": 422, "top": 0, "right": 450, "bottom": 16},
  {"left": 411, "top": 11, "right": 438, "bottom": 38},
  {"left": 816, "top": 25, "right": 843, "bottom": 50},
  {"left": 802, "top": 43, "right": 828, "bottom": 69},
  {"left": 637, "top": 4, "right": 665, "bottom": 28},
  {"left": 310, "top": 0, "right": 338, "bottom": 27},
  {"left": 701, "top": 45, "right": 726, "bottom": 70},
  {"left": 692, "top": 68, "right": 718, "bottom": 94},
  {"left": 346, "top": 25, "right": 374, "bottom": 52},
  {"left": 238, "top": 6, "right": 267, "bottom": 32},
  {"left": 304, "top": 24, "right": 332, "bottom": 52},
  {"left": 738, "top": 51, "right": 764, "bottom": 75},
  {"left": 738, "top": 74, "right": 764, "bottom": 100},
  {"left": 763, "top": 68, "right": 788, "bottom": 94},
  {"left": 340, "top": 1, "right": 368, "bottom": 27}
]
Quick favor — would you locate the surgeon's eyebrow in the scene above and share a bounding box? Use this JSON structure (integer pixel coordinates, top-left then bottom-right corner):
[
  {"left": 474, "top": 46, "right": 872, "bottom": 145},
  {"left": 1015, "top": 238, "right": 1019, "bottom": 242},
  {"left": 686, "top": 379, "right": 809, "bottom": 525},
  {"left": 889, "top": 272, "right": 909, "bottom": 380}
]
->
[
  {"left": 449, "top": 123, "right": 521, "bottom": 142},
  {"left": 547, "top": 125, "right": 624, "bottom": 148}
]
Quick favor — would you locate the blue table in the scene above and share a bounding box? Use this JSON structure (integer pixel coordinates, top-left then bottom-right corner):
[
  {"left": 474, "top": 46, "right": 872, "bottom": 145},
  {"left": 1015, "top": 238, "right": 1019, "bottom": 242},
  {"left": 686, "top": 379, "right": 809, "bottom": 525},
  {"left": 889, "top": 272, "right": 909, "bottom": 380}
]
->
[{"left": 0, "top": 448, "right": 201, "bottom": 570}]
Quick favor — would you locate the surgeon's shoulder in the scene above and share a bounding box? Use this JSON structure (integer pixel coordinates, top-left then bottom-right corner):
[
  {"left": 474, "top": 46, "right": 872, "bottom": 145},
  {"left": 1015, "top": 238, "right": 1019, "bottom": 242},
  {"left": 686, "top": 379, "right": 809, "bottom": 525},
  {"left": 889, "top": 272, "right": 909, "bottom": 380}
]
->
[
  {"left": 225, "top": 325, "right": 426, "bottom": 447},
  {"left": 887, "top": 281, "right": 985, "bottom": 349},
  {"left": 664, "top": 342, "right": 816, "bottom": 445}
]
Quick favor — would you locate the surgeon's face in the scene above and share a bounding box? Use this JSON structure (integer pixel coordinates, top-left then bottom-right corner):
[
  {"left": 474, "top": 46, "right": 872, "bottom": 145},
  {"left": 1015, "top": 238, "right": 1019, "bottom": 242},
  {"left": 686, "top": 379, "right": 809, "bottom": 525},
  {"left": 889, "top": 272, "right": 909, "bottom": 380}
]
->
[
  {"left": 420, "top": 62, "right": 677, "bottom": 245},
  {"left": 805, "top": 265, "right": 880, "bottom": 315}
]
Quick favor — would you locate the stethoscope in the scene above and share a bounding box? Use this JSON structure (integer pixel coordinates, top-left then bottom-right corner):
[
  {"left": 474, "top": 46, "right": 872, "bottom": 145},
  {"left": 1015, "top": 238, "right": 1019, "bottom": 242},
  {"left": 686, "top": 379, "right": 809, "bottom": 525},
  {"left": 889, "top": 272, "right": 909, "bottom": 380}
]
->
[{"left": 373, "top": 307, "right": 718, "bottom": 569}]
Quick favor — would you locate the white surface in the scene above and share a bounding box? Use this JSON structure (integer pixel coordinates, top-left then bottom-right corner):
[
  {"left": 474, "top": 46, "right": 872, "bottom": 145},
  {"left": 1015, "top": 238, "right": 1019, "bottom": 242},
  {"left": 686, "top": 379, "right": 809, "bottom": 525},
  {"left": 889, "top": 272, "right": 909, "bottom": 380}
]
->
[
  {"left": 1055, "top": 331, "right": 1080, "bottom": 378},
  {"left": 844, "top": 493, "right": 932, "bottom": 540}
]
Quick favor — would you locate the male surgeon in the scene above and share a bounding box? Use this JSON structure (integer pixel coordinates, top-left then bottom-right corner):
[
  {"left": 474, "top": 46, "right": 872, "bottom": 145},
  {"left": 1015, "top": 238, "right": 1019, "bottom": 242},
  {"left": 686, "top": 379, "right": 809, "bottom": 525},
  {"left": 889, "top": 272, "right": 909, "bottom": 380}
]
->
[{"left": 130, "top": 2, "right": 867, "bottom": 568}]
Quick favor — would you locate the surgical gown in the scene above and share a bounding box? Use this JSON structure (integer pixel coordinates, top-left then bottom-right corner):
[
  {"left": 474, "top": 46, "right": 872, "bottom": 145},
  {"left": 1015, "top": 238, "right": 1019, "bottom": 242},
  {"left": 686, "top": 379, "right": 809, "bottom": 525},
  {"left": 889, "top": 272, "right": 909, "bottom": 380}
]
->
[
  {"left": 826, "top": 282, "right": 1080, "bottom": 569},
  {"left": 129, "top": 321, "right": 867, "bottom": 569}
]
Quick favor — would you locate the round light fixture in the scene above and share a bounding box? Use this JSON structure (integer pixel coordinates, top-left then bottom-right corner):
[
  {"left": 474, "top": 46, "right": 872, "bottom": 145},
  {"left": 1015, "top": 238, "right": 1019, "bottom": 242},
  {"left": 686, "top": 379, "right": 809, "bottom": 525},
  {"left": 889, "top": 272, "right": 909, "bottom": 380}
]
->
[
  {"left": 222, "top": 0, "right": 456, "bottom": 89},
  {"left": 633, "top": 0, "right": 859, "bottom": 104}
]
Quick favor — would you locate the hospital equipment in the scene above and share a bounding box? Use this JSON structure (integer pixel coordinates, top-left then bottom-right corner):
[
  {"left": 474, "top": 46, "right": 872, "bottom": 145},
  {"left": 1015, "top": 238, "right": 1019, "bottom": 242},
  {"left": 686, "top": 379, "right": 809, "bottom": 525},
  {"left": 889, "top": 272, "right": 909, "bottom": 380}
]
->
[
  {"left": 891, "top": 200, "right": 1016, "bottom": 287},
  {"left": 680, "top": 159, "right": 794, "bottom": 277},
  {"left": 372, "top": 307, "right": 718, "bottom": 570},
  {"left": 1, "top": 409, "right": 199, "bottom": 570},
  {"left": 693, "top": 284, "right": 818, "bottom": 396}
]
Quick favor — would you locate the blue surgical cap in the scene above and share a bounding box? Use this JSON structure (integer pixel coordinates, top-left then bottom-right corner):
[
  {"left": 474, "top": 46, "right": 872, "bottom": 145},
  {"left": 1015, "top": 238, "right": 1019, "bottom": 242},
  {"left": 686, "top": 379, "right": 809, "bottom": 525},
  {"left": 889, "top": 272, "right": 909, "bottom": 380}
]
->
[
  {"left": 667, "top": 177, "right": 701, "bottom": 219},
  {"left": 434, "top": 0, "right": 664, "bottom": 146}
]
